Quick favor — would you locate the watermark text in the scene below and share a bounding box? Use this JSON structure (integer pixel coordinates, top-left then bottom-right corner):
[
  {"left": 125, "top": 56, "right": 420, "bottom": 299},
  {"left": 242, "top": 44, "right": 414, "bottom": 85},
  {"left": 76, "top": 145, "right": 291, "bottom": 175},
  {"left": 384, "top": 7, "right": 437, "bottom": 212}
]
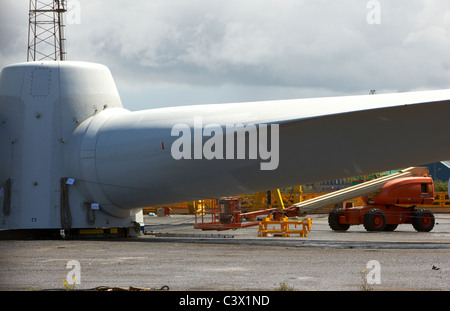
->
[
  {"left": 367, "top": 0, "right": 381, "bottom": 25},
  {"left": 366, "top": 259, "right": 381, "bottom": 285},
  {"left": 66, "top": 259, "right": 81, "bottom": 285},
  {"left": 171, "top": 117, "right": 279, "bottom": 170}
]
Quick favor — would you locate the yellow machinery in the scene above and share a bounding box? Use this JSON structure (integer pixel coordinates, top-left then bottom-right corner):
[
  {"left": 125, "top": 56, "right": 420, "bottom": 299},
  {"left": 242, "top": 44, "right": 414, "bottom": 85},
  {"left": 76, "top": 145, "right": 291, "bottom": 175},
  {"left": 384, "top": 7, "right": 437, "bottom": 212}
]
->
[
  {"left": 241, "top": 186, "right": 303, "bottom": 211},
  {"left": 143, "top": 183, "right": 450, "bottom": 216}
]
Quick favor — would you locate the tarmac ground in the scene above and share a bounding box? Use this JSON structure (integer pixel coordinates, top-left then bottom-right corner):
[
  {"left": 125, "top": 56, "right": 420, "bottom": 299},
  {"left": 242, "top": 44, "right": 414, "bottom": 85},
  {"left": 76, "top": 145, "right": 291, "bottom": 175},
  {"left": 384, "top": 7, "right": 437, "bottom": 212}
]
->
[{"left": 1, "top": 213, "right": 450, "bottom": 291}]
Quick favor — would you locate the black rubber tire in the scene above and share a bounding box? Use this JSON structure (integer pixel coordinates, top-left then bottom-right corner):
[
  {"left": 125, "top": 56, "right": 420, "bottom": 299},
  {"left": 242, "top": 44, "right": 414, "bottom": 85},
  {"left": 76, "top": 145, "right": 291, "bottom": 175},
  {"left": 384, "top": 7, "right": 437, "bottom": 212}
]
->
[
  {"left": 384, "top": 224, "right": 398, "bottom": 231},
  {"left": 328, "top": 208, "right": 350, "bottom": 231},
  {"left": 412, "top": 209, "right": 435, "bottom": 232},
  {"left": 363, "top": 208, "right": 386, "bottom": 231}
]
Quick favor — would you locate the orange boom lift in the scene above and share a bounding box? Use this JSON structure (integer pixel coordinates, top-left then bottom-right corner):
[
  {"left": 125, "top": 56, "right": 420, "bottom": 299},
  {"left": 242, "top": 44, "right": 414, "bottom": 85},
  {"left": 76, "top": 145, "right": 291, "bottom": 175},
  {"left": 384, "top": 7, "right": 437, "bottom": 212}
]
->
[{"left": 328, "top": 177, "right": 436, "bottom": 232}]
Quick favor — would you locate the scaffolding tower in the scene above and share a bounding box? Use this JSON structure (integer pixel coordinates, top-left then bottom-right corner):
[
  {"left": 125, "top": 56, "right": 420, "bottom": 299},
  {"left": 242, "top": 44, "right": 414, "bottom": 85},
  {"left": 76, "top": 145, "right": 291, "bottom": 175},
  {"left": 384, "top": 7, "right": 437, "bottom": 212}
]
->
[{"left": 27, "top": 0, "right": 67, "bottom": 61}]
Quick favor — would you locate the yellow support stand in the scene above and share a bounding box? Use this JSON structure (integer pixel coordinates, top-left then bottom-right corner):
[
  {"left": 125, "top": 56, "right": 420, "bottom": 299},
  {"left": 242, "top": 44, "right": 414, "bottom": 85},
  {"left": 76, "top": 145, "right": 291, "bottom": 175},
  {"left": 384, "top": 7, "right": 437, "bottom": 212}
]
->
[{"left": 258, "top": 215, "right": 312, "bottom": 237}]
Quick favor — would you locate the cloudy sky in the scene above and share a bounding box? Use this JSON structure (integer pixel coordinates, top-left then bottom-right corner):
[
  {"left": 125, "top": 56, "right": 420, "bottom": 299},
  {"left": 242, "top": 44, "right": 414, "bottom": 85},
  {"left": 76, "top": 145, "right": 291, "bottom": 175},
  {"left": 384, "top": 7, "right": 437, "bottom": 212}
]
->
[{"left": 1, "top": 0, "right": 449, "bottom": 111}]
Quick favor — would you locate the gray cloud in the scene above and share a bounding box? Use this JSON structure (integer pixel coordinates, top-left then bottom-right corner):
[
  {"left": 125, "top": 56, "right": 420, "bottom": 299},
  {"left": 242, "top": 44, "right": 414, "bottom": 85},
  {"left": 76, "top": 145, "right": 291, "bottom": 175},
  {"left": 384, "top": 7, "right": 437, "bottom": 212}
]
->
[{"left": 1, "top": 0, "right": 449, "bottom": 110}]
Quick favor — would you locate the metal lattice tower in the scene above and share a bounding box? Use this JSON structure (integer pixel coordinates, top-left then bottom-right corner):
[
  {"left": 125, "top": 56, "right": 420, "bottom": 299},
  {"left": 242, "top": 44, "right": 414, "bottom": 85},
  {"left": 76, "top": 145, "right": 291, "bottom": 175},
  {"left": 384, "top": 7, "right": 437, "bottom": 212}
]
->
[{"left": 27, "top": 0, "right": 67, "bottom": 61}]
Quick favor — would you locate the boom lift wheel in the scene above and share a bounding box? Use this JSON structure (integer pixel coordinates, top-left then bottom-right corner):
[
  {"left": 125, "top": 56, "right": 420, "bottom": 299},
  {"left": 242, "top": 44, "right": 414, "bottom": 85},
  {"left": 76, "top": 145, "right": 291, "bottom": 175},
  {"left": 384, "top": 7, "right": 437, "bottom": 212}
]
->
[
  {"left": 412, "top": 209, "right": 435, "bottom": 232},
  {"left": 363, "top": 208, "right": 386, "bottom": 231},
  {"left": 328, "top": 207, "right": 350, "bottom": 231},
  {"left": 383, "top": 224, "right": 398, "bottom": 231}
]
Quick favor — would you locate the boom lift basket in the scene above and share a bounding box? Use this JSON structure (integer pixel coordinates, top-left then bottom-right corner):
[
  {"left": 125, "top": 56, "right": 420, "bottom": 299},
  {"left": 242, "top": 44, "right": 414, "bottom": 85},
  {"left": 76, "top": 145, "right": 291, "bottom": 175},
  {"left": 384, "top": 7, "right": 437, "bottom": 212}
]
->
[{"left": 194, "top": 197, "right": 273, "bottom": 231}]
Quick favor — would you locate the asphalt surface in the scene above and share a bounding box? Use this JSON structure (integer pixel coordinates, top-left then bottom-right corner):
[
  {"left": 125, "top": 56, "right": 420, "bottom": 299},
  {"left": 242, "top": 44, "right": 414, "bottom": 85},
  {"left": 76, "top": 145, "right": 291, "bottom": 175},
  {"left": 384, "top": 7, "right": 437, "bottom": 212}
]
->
[{"left": 1, "top": 213, "right": 450, "bottom": 291}]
